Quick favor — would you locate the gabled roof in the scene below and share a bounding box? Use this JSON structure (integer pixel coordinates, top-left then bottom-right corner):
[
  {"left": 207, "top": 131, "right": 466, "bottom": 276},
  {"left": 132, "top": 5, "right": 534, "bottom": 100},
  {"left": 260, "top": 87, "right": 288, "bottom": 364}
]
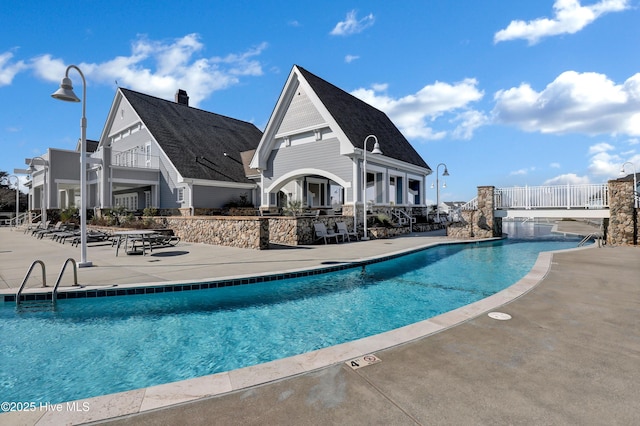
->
[
  {"left": 120, "top": 88, "right": 262, "bottom": 183},
  {"left": 296, "top": 66, "right": 430, "bottom": 170}
]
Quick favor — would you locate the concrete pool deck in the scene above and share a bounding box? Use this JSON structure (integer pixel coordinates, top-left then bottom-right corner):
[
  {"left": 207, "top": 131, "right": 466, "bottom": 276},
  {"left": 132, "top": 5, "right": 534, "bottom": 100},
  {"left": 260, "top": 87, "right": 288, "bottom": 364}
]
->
[{"left": 1, "top": 221, "right": 639, "bottom": 424}]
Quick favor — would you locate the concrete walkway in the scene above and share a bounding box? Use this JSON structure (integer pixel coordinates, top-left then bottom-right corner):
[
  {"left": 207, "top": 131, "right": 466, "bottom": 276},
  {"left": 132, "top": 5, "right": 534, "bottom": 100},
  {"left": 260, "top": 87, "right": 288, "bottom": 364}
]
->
[
  {"left": 0, "top": 227, "right": 450, "bottom": 293},
  {"left": 1, "top": 221, "right": 638, "bottom": 425}
]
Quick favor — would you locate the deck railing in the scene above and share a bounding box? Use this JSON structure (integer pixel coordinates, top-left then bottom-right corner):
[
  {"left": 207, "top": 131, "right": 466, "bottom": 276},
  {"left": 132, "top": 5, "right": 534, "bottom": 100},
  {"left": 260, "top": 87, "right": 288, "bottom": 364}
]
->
[
  {"left": 111, "top": 150, "right": 160, "bottom": 169},
  {"left": 495, "top": 184, "right": 609, "bottom": 210}
]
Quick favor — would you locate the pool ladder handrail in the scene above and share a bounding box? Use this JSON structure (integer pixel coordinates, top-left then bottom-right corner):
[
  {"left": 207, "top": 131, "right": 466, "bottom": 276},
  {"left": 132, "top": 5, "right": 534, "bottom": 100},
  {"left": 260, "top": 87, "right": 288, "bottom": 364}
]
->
[
  {"left": 52, "top": 258, "right": 79, "bottom": 303},
  {"left": 15, "top": 260, "right": 47, "bottom": 306},
  {"left": 578, "top": 232, "right": 604, "bottom": 247},
  {"left": 16, "top": 258, "right": 79, "bottom": 305}
]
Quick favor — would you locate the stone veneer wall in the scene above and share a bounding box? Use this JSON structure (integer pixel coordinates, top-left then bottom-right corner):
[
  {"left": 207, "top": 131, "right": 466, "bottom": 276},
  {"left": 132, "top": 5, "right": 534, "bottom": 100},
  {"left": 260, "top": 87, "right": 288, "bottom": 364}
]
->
[
  {"left": 607, "top": 179, "right": 638, "bottom": 246},
  {"left": 447, "top": 186, "right": 502, "bottom": 239},
  {"left": 268, "top": 216, "right": 355, "bottom": 245},
  {"left": 161, "top": 216, "right": 269, "bottom": 250}
]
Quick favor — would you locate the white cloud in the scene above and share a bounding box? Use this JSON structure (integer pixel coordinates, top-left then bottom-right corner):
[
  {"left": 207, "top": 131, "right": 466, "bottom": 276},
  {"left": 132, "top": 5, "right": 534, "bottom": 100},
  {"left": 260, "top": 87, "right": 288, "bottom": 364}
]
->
[
  {"left": 30, "top": 34, "right": 267, "bottom": 107},
  {"left": 493, "top": 71, "right": 640, "bottom": 136},
  {"left": 351, "top": 78, "right": 486, "bottom": 140},
  {"left": 510, "top": 166, "right": 536, "bottom": 176},
  {"left": 345, "top": 54, "right": 360, "bottom": 63},
  {"left": 330, "top": 10, "right": 375, "bottom": 36},
  {"left": 0, "top": 51, "right": 27, "bottom": 86},
  {"left": 584, "top": 141, "right": 640, "bottom": 178},
  {"left": 451, "top": 110, "right": 489, "bottom": 139},
  {"left": 494, "top": 0, "right": 630, "bottom": 45},
  {"left": 543, "top": 173, "right": 591, "bottom": 185},
  {"left": 588, "top": 142, "right": 615, "bottom": 154}
]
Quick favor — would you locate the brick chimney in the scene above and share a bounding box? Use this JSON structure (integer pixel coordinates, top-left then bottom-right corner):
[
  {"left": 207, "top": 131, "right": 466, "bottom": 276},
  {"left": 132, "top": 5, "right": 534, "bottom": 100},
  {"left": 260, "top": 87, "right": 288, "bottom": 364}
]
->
[{"left": 175, "top": 89, "right": 189, "bottom": 106}]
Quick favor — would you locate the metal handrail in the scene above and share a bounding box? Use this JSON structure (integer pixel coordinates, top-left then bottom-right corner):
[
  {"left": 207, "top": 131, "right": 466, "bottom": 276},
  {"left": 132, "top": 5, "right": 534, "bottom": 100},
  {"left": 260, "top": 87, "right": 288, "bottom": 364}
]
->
[
  {"left": 52, "top": 258, "right": 79, "bottom": 303},
  {"left": 16, "top": 260, "right": 47, "bottom": 306},
  {"left": 391, "top": 209, "right": 415, "bottom": 231}
]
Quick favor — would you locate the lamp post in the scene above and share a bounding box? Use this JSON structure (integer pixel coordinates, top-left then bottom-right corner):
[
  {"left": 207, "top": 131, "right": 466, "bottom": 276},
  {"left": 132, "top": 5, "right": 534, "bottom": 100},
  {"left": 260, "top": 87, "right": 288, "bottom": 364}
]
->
[
  {"left": 433, "top": 163, "right": 449, "bottom": 222},
  {"left": 28, "top": 156, "right": 48, "bottom": 225},
  {"left": 7, "top": 174, "right": 19, "bottom": 227},
  {"left": 620, "top": 162, "right": 638, "bottom": 208},
  {"left": 52, "top": 65, "right": 92, "bottom": 267},
  {"left": 362, "top": 135, "right": 383, "bottom": 240}
]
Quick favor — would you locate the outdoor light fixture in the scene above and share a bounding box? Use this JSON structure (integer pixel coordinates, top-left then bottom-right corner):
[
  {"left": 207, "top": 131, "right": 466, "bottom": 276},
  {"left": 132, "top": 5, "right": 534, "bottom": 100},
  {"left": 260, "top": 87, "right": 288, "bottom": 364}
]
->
[
  {"left": 362, "top": 134, "right": 382, "bottom": 240},
  {"left": 620, "top": 162, "right": 638, "bottom": 208},
  {"left": 435, "top": 163, "right": 450, "bottom": 222},
  {"left": 52, "top": 65, "right": 92, "bottom": 267}
]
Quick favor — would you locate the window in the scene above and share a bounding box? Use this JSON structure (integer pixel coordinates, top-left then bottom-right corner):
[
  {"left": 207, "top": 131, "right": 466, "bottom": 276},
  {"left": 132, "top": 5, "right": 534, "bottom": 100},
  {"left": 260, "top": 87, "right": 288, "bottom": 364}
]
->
[
  {"left": 144, "top": 191, "right": 151, "bottom": 208},
  {"left": 176, "top": 188, "right": 185, "bottom": 203},
  {"left": 114, "top": 193, "right": 138, "bottom": 211}
]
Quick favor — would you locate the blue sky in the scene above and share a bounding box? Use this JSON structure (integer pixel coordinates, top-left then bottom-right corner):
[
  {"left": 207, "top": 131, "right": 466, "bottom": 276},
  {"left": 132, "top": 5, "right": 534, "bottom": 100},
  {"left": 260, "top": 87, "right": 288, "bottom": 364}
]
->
[{"left": 1, "top": 0, "right": 639, "bottom": 203}]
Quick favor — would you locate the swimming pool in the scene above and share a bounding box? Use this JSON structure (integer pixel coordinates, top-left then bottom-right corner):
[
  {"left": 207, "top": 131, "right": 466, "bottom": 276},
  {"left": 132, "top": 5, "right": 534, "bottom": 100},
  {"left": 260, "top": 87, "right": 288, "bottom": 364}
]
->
[{"left": 0, "top": 224, "right": 583, "bottom": 407}]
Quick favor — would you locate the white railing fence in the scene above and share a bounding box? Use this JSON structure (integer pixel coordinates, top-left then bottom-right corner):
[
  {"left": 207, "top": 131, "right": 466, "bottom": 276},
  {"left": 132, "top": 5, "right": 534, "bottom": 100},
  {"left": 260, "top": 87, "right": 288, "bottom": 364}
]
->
[
  {"left": 460, "top": 197, "right": 478, "bottom": 211},
  {"left": 495, "top": 184, "right": 609, "bottom": 210},
  {"left": 111, "top": 150, "right": 160, "bottom": 169}
]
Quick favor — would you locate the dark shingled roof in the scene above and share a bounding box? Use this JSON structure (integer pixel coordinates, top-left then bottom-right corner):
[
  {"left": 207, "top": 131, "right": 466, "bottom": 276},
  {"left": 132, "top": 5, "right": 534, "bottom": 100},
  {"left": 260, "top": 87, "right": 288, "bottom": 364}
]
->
[
  {"left": 121, "top": 88, "right": 262, "bottom": 183},
  {"left": 86, "top": 139, "right": 99, "bottom": 153},
  {"left": 296, "top": 66, "right": 430, "bottom": 171}
]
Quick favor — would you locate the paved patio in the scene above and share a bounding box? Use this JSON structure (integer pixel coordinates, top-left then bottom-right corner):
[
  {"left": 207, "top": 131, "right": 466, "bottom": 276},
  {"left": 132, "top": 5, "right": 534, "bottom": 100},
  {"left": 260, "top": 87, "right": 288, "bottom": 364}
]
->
[
  {"left": 1, "top": 221, "right": 638, "bottom": 425},
  {"left": 0, "top": 227, "right": 451, "bottom": 292}
]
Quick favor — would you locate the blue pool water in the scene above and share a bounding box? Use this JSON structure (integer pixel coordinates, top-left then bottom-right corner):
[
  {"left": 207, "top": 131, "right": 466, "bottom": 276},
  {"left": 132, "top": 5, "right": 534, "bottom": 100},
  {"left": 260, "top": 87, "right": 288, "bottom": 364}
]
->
[{"left": 0, "top": 223, "right": 583, "bottom": 406}]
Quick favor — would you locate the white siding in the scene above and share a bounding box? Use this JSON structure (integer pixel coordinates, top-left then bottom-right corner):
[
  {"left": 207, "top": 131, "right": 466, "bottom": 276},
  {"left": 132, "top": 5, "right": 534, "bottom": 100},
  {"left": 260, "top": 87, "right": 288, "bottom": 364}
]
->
[{"left": 277, "top": 86, "right": 325, "bottom": 134}]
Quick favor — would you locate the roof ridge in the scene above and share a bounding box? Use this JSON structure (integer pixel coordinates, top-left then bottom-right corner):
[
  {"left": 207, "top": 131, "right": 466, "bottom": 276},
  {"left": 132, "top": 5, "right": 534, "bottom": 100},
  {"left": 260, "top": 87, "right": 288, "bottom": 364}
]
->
[{"left": 119, "top": 87, "right": 257, "bottom": 128}]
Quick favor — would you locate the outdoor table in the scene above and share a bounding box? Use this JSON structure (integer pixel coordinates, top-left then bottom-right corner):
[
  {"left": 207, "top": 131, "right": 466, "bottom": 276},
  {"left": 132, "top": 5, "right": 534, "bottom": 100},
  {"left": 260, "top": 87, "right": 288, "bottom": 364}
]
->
[{"left": 113, "top": 230, "right": 157, "bottom": 256}]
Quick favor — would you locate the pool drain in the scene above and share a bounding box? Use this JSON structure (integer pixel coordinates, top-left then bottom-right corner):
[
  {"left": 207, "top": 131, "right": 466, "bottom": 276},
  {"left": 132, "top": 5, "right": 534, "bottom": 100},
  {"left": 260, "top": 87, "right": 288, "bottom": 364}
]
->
[{"left": 488, "top": 312, "right": 512, "bottom": 321}]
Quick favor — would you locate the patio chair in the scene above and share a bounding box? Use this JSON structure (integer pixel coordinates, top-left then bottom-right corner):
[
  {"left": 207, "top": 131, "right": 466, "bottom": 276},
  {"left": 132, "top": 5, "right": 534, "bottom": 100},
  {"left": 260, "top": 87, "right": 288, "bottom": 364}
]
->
[
  {"left": 336, "top": 222, "right": 358, "bottom": 242},
  {"left": 314, "top": 223, "right": 341, "bottom": 244},
  {"left": 24, "top": 220, "right": 48, "bottom": 234},
  {"left": 71, "top": 230, "right": 111, "bottom": 247},
  {"left": 149, "top": 233, "right": 181, "bottom": 248},
  {"left": 34, "top": 221, "right": 63, "bottom": 238},
  {"left": 28, "top": 220, "right": 51, "bottom": 235}
]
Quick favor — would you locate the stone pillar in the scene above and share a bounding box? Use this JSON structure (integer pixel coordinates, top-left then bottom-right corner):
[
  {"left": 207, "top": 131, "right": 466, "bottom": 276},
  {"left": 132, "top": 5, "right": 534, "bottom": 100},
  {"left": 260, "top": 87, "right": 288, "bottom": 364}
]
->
[
  {"left": 447, "top": 186, "right": 501, "bottom": 239},
  {"left": 607, "top": 179, "right": 638, "bottom": 246}
]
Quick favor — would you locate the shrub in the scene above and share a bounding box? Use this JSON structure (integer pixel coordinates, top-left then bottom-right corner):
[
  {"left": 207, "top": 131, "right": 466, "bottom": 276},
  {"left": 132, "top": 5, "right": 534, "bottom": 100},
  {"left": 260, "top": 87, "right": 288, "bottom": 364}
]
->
[
  {"left": 282, "top": 199, "right": 304, "bottom": 217},
  {"left": 60, "top": 206, "right": 79, "bottom": 223}
]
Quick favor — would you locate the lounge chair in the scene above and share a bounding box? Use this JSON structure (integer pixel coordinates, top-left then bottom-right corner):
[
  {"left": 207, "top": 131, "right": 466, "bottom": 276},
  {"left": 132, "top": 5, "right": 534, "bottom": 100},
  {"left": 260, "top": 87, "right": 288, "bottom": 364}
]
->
[
  {"left": 314, "top": 223, "right": 341, "bottom": 244},
  {"left": 71, "top": 230, "right": 111, "bottom": 247},
  {"left": 27, "top": 220, "right": 51, "bottom": 235},
  {"left": 24, "top": 220, "right": 49, "bottom": 234},
  {"left": 149, "top": 233, "right": 181, "bottom": 248},
  {"left": 33, "top": 221, "right": 63, "bottom": 238},
  {"left": 336, "top": 222, "right": 358, "bottom": 242}
]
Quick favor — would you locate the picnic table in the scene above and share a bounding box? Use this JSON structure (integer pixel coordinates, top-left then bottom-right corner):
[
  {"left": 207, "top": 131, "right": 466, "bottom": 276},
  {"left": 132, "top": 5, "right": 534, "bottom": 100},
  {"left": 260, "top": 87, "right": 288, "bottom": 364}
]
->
[{"left": 113, "top": 230, "right": 157, "bottom": 256}]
